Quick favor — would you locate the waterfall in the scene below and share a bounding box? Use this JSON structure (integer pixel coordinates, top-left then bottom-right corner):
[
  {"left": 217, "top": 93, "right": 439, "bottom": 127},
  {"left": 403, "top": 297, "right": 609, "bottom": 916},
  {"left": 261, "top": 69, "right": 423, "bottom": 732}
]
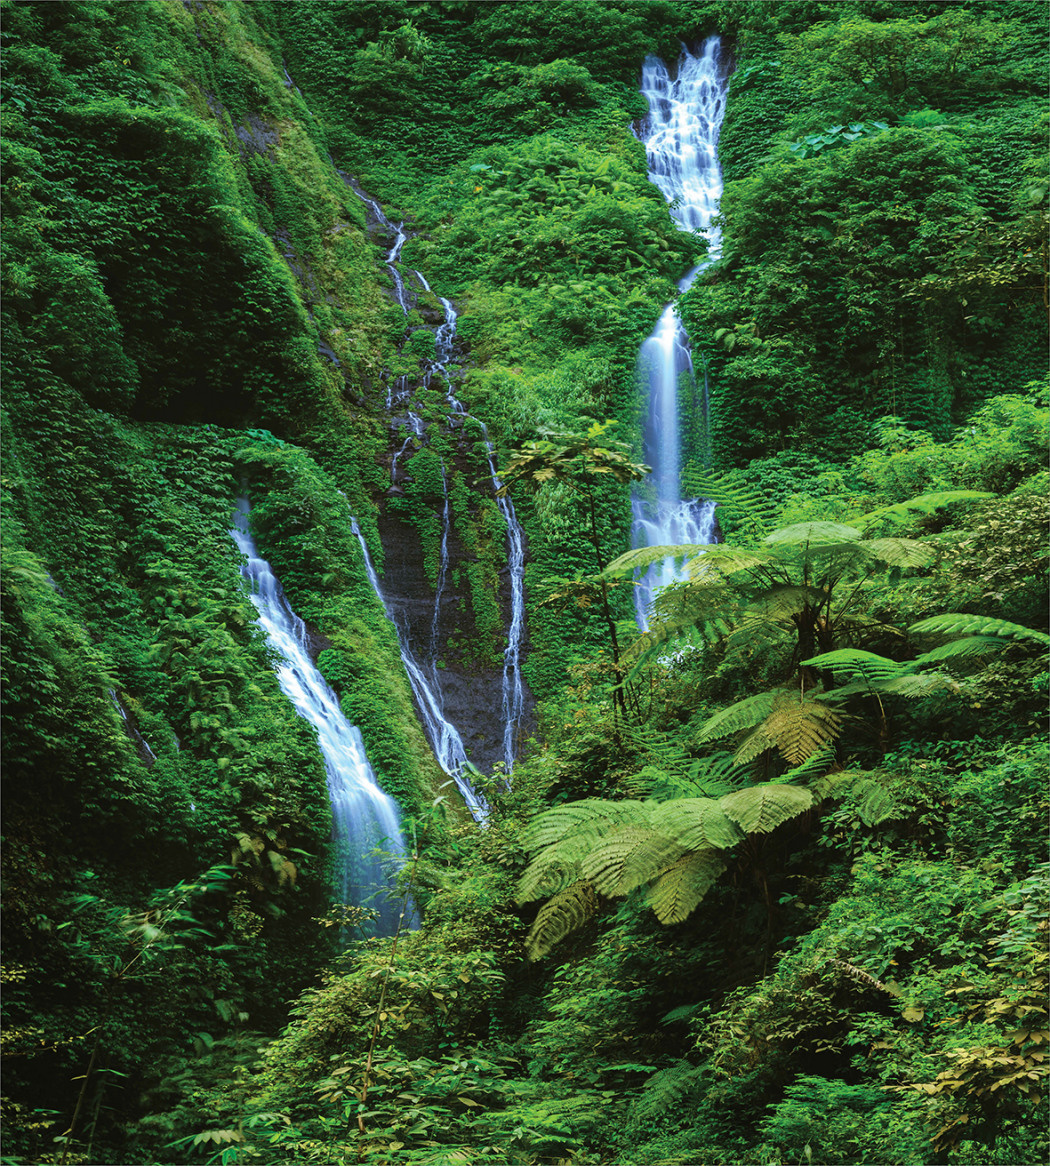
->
[
  {"left": 230, "top": 500, "right": 415, "bottom": 933},
  {"left": 631, "top": 38, "right": 729, "bottom": 630},
  {"left": 345, "top": 186, "right": 528, "bottom": 785},
  {"left": 349, "top": 516, "right": 489, "bottom": 822}
]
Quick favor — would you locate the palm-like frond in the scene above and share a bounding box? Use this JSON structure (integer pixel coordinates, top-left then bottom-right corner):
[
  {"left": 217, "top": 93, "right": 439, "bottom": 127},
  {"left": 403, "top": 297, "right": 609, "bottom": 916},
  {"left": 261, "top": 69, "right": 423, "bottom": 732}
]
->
[
  {"left": 764, "top": 521, "right": 863, "bottom": 545},
  {"left": 912, "top": 636, "right": 1016, "bottom": 665},
  {"left": 516, "top": 829, "right": 600, "bottom": 904},
  {"left": 681, "top": 468, "right": 778, "bottom": 528},
  {"left": 650, "top": 798, "right": 744, "bottom": 850},
  {"left": 909, "top": 613, "right": 1050, "bottom": 647},
  {"left": 604, "top": 544, "right": 706, "bottom": 577},
  {"left": 646, "top": 849, "right": 726, "bottom": 924},
  {"left": 581, "top": 827, "right": 686, "bottom": 897},
  {"left": 522, "top": 799, "right": 648, "bottom": 853},
  {"left": 720, "top": 783, "right": 814, "bottom": 834},
  {"left": 734, "top": 697, "right": 843, "bottom": 766},
  {"left": 525, "top": 880, "right": 600, "bottom": 961},
  {"left": 853, "top": 491, "right": 994, "bottom": 531},
  {"left": 802, "top": 649, "right": 907, "bottom": 682},
  {"left": 861, "top": 538, "right": 937, "bottom": 569},
  {"left": 695, "top": 689, "right": 782, "bottom": 744}
]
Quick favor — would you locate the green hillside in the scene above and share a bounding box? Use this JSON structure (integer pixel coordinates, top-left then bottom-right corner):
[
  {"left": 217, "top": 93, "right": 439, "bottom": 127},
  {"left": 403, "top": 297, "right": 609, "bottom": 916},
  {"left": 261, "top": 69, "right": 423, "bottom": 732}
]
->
[{"left": 1, "top": 2, "right": 1046, "bottom": 1164}]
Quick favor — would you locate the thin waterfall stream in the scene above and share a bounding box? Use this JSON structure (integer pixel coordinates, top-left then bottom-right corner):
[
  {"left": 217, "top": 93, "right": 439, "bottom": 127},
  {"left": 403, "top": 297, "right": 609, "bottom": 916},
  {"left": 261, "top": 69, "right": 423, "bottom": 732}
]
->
[
  {"left": 631, "top": 38, "right": 730, "bottom": 630},
  {"left": 231, "top": 500, "right": 416, "bottom": 933},
  {"left": 343, "top": 183, "right": 528, "bottom": 816}
]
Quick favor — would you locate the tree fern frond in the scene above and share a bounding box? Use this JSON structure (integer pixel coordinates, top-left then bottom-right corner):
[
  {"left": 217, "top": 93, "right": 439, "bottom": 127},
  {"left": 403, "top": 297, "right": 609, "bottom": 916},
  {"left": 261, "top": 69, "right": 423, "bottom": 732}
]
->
[
  {"left": 861, "top": 538, "right": 937, "bottom": 569},
  {"left": 581, "top": 827, "right": 686, "bottom": 897},
  {"left": 604, "top": 544, "right": 705, "bottom": 577},
  {"left": 681, "top": 468, "right": 778, "bottom": 526},
  {"left": 801, "top": 649, "right": 908, "bottom": 682},
  {"left": 775, "top": 744, "right": 838, "bottom": 784},
  {"left": 686, "top": 752, "right": 754, "bottom": 796},
  {"left": 525, "top": 880, "right": 600, "bottom": 961},
  {"left": 808, "top": 770, "right": 864, "bottom": 802},
  {"left": 646, "top": 849, "right": 726, "bottom": 924},
  {"left": 695, "top": 689, "right": 782, "bottom": 744},
  {"left": 522, "top": 799, "right": 648, "bottom": 854},
  {"left": 516, "top": 830, "right": 599, "bottom": 903},
  {"left": 853, "top": 491, "right": 994, "bottom": 531},
  {"left": 909, "top": 613, "right": 1050, "bottom": 647},
  {"left": 764, "top": 521, "right": 863, "bottom": 545},
  {"left": 851, "top": 778, "right": 900, "bottom": 826},
  {"left": 735, "top": 698, "right": 843, "bottom": 766},
  {"left": 650, "top": 798, "right": 744, "bottom": 850},
  {"left": 912, "top": 636, "right": 1012, "bottom": 666},
  {"left": 720, "top": 783, "right": 814, "bottom": 835},
  {"left": 866, "top": 672, "right": 959, "bottom": 698},
  {"left": 630, "top": 1059, "right": 705, "bottom": 1119},
  {"left": 738, "top": 585, "right": 825, "bottom": 623}
]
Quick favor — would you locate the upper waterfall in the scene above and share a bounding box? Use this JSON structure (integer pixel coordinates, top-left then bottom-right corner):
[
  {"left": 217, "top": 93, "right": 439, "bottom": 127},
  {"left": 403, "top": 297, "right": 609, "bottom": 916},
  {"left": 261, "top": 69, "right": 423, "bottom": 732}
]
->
[{"left": 631, "top": 38, "right": 730, "bottom": 630}]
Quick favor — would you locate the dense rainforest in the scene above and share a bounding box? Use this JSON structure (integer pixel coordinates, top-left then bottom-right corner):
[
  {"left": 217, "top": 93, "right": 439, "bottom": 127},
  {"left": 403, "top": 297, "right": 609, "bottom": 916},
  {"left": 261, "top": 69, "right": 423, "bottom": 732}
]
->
[{"left": 1, "top": 1, "right": 1047, "bottom": 1164}]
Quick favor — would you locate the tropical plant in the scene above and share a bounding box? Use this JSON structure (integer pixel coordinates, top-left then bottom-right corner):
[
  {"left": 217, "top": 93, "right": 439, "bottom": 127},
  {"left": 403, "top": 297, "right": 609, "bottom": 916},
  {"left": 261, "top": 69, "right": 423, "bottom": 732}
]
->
[
  {"left": 499, "top": 420, "right": 649, "bottom": 719},
  {"left": 516, "top": 781, "right": 816, "bottom": 959}
]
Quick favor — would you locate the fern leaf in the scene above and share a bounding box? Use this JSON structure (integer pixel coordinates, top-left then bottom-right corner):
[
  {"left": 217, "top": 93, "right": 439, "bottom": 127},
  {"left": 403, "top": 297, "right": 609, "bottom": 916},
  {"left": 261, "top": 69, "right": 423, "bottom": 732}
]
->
[
  {"left": 909, "top": 613, "right": 1050, "bottom": 647},
  {"left": 720, "top": 783, "right": 814, "bottom": 835},
  {"left": 581, "top": 827, "right": 686, "bottom": 897},
  {"left": 866, "top": 672, "right": 958, "bottom": 698},
  {"left": 516, "top": 830, "right": 599, "bottom": 903},
  {"left": 695, "top": 689, "right": 781, "bottom": 743},
  {"left": 735, "top": 698, "right": 843, "bottom": 766},
  {"left": 647, "top": 849, "right": 726, "bottom": 924},
  {"left": 911, "top": 636, "right": 1012, "bottom": 665},
  {"left": 861, "top": 537, "right": 937, "bottom": 569},
  {"left": 522, "top": 799, "right": 648, "bottom": 853},
  {"left": 776, "top": 744, "right": 838, "bottom": 784},
  {"left": 764, "top": 521, "right": 863, "bottom": 545},
  {"left": 808, "top": 770, "right": 863, "bottom": 802},
  {"left": 604, "top": 544, "right": 704, "bottom": 577},
  {"left": 525, "top": 880, "right": 600, "bottom": 961},
  {"left": 852, "top": 779, "right": 899, "bottom": 826},
  {"left": 630, "top": 1059, "right": 705, "bottom": 1119},
  {"left": 802, "top": 649, "right": 906, "bottom": 682},
  {"left": 853, "top": 491, "right": 994, "bottom": 531},
  {"left": 681, "top": 468, "right": 777, "bottom": 525},
  {"left": 650, "top": 798, "right": 744, "bottom": 850}
]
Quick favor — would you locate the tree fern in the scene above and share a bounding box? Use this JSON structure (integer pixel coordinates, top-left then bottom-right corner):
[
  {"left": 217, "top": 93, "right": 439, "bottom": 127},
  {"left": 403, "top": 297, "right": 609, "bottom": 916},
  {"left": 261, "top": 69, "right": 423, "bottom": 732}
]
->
[
  {"left": 720, "top": 783, "right": 814, "bottom": 835},
  {"left": 680, "top": 467, "right": 779, "bottom": 528},
  {"left": 522, "top": 799, "right": 649, "bottom": 854},
  {"left": 525, "top": 880, "right": 600, "bottom": 961},
  {"left": 734, "top": 697, "right": 843, "bottom": 766},
  {"left": 861, "top": 537, "right": 937, "bottom": 568},
  {"left": 695, "top": 689, "right": 782, "bottom": 744},
  {"left": 630, "top": 1060, "right": 705, "bottom": 1121},
  {"left": 581, "top": 827, "right": 686, "bottom": 897},
  {"left": 912, "top": 636, "right": 1021, "bottom": 665},
  {"left": 802, "top": 649, "right": 906, "bottom": 682},
  {"left": 646, "top": 849, "right": 726, "bottom": 924},
  {"left": 853, "top": 490, "right": 994, "bottom": 532},
  {"left": 651, "top": 798, "right": 744, "bottom": 850},
  {"left": 764, "top": 521, "right": 863, "bottom": 545},
  {"left": 909, "top": 613, "right": 1050, "bottom": 647}
]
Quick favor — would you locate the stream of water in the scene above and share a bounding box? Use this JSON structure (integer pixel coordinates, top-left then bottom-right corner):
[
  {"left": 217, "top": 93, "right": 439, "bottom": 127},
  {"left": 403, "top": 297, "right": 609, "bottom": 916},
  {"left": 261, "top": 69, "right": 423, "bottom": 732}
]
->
[
  {"left": 231, "top": 500, "right": 414, "bottom": 933},
  {"left": 631, "top": 38, "right": 729, "bottom": 630},
  {"left": 345, "top": 187, "right": 528, "bottom": 806}
]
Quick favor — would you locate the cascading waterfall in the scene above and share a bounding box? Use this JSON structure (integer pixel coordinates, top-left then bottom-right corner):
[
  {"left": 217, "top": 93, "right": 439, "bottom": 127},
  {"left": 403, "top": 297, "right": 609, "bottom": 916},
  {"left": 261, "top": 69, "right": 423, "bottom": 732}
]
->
[
  {"left": 345, "top": 188, "right": 528, "bottom": 795},
  {"left": 349, "top": 516, "right": 489, "bottom": 822},
  {"left": 631, "top": 37, "right": 729, "bottom": 630},
  {"left": 230, "top": 501, "right": 415, "bottom": 933}
]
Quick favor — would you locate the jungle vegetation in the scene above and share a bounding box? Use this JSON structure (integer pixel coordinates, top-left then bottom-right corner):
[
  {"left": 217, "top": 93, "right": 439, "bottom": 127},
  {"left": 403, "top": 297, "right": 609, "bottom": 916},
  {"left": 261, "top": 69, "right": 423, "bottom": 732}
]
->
[{"left": 1, "top": 2, "right": 1046, "bottom": 1165}]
